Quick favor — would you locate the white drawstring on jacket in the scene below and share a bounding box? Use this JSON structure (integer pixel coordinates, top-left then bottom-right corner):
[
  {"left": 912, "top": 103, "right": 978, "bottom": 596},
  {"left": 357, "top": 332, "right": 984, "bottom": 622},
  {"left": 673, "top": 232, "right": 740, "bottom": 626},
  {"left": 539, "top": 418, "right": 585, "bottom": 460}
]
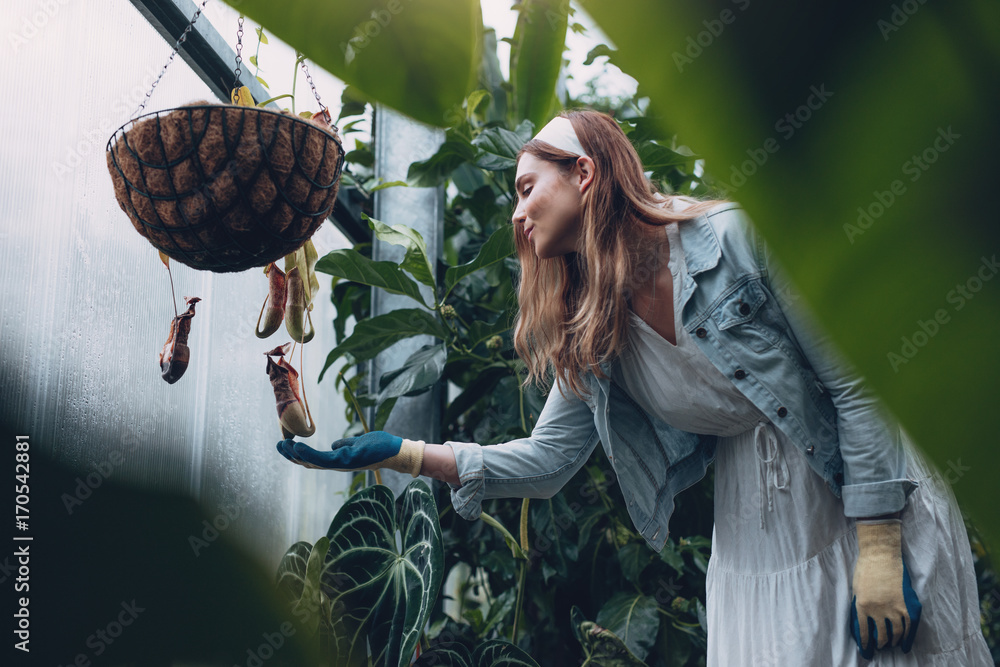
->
[{"left": 754, "top": 421, "right": 789, "bottom": 529}]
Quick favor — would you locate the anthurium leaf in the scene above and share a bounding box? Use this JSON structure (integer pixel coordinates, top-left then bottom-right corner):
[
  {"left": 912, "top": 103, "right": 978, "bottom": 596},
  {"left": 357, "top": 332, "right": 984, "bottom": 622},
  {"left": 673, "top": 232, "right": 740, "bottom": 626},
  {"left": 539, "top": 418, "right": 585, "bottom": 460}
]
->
[
  {"left": 595, "top": 592, "right": 660, "bottom": 662},
  {"left": 377, "top": 343, "right": 447, "bottom": 403},
  {"left": 221, "top": 0, "right": 481, "bottom": 127},
  {"left": 366, "top": 216, "right": 436, "bottom": 289},
  {"left": 316, "top": 249, "right": 428, "bottom": 307},
  {"left": 322, "top": 481, "right": 442, "bottom": 667},
  {"left": 472, "top": 640, "right": 540, "bottom": 667},
  {"left": 445, "top": 225, "right": 515, "bottom": 295},
  {"left": 572, "top": 616, "right": 649, "bottom": 667},
  {"left": 472, "top": 126, "right": 525, "bottom": 171},
  {"left": 414, "top": 643, "right": 473, "bottom": 667},
  {"left": 274, "top": 539, "right": 335, "bottom": 638},
  {"left": 318, "top": 309, "right": 448, "bottom": 380},
  {"left": 510, "top": 0, "right": 567, "bottom": 132}
]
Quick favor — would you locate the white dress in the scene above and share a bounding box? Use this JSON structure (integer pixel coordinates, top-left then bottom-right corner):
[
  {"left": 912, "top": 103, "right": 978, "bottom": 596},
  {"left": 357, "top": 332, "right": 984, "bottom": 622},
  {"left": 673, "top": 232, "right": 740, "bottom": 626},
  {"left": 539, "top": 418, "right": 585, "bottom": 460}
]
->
[{"left": 612, "top": 222, "right": 992, "bottom": 665}]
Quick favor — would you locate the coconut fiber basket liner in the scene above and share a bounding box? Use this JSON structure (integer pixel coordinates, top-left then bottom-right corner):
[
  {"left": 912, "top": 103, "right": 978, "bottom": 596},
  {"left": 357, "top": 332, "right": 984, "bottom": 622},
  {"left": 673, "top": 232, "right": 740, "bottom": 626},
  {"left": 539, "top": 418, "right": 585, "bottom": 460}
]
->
[{"left": 106, "top": 102, "right": 345, "bottom": 273}]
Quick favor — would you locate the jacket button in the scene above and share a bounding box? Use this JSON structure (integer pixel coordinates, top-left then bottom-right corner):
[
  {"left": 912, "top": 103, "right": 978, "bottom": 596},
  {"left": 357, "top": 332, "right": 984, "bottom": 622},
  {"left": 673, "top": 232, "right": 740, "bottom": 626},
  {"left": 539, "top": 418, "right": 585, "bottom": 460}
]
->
[
  {"left": 734, "top": 369, "right": 746, "bottom": 380},
  {"left": 695, "top": 327, "right": 707, "bottom": 338},
  {"left": 834, "top": 472, "right": 844, "bottom": 485},
  {"left": 806, "top": 445, "right": 815, "bottom": 455},
  {"left": 739, "top": 302, "right": 751, "bottom": 316},
  {"left": 777, "top": 406, "right": 788, "bottom": 418}
]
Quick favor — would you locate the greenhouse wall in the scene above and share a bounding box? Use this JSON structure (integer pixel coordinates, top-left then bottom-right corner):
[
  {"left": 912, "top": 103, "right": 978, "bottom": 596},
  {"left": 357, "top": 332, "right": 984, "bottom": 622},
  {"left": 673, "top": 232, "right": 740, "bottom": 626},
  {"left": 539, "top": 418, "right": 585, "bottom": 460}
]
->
[{"left": 0, "top": 0, "right": 354, "bottom": 571}]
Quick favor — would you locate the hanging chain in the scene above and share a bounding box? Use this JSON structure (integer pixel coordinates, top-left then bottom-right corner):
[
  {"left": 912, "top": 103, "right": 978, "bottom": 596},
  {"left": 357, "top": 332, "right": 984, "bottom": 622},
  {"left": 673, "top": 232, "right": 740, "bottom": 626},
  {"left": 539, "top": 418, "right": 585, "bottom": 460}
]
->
[
  {"left": 298, "top": 56, "right": 339, "bottom": 133},
  {"left": 232, "top": 14, "right": 244, "bottom": 94},
  {"left": 132, "top": 0, "right": 211, "bottom": 120}
]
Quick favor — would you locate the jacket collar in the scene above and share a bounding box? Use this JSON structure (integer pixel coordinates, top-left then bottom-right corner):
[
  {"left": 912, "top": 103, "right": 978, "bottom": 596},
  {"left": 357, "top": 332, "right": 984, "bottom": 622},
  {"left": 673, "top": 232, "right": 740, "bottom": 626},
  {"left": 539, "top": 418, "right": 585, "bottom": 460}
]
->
[{"left": 677, "top": 205, "right": 731, "bottom": 276}]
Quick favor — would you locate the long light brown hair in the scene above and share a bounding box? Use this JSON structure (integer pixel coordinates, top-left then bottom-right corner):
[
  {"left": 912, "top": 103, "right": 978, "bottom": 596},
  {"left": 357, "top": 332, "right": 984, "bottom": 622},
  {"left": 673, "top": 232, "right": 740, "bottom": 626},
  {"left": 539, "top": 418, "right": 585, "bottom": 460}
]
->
[{"left": 512, "top": 109, "right": 728, "bottom": 398}]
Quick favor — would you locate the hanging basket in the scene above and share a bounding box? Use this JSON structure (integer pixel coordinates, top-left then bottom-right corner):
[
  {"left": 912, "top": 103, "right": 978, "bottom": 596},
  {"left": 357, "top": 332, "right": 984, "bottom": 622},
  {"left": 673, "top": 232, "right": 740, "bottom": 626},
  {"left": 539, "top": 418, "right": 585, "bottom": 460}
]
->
[{"left": 106, "top": 101, "right": 345, "bottom": 273}]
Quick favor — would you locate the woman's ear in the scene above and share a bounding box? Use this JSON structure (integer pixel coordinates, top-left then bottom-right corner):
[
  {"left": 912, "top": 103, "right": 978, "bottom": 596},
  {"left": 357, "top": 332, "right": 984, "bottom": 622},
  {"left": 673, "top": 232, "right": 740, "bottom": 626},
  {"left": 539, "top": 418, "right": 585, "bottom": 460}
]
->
[{"left": 575, "top": 156, "right": 595, "bottom": 194}]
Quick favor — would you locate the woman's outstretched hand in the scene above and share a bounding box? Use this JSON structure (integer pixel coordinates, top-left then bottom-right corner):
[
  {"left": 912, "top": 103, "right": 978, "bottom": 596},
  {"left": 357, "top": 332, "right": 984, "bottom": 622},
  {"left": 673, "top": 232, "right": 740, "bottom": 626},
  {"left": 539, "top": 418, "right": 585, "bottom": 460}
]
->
[
  {"left": 850, "top": 519, "right": 922, "bottom": 659},
  {"left": 276, "top": 431, "right": 425, "bottom": 477}
]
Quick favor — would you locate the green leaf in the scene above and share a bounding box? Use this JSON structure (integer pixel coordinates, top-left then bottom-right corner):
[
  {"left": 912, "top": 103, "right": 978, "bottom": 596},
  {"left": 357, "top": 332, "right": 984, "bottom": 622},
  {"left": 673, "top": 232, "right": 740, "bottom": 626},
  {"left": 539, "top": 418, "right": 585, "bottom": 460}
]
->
[
  {"left": 316, "top": 249, "right": 428, "bottom": 307},
  {"left": 529, "top": 495, "right": 579, "bottom": 582},
  {"left": 583, "top": 44, "right": 616, "bottom": 66},
  {"left": 377, "top": 343, "right": 448, "bottom": 402},
  {"left": 571, "top": 608, "right": 649, "bottom": 667},
  {"left": 616, "top": 542, "right": 654, "bottom": 585},
  {"left": 226, "top": 0, "right": 481, "bottom": 127},
  {"left": 595, "top": 592, "right": 660, "bottom": 662},
  {"left": 323, "top": 481, "right": 444, "bottom": 667},
  {"left": 445, "top": 225, "right": 515, "bottom": 296},
  {"left": 472, "top": 126, "right": 526, "bottom": 171},
  {"left": 466, "top": 89, "right": 492, "bottom": 118},
  {"left": 472, "top": 640, "right": 540, "bottom": 667},
  {"left": 255, "top": 25, "right": 268, "bottom": 44},
  {"left": 369, "top": 180, "right": 408, "bottom": 192},
  {"left": 407, "top": 139, "right": 477, "bottom": 187},
  {"left": 510, "top": 0, "right": 567, "bottom": 132},
  {"left": 413, "top": 643, "right": 472, "bottom": 667},
  {"left": 367, "top": 216, "right": 436, "bottom": 289},
  {"left": 249, "top": 55, "right": 259, "bottom": 66},
  {"left": 373, "top": 396, "right": 398, "bottom": 431},
  {"left": 274, "top": 538, "right": 333, "bottom": 637},
  {"left": 318, "top": 309, "right": 447, "bottom": 380},
  {"left": 255, "top": 75, "right": 269, "bottom": 89}
]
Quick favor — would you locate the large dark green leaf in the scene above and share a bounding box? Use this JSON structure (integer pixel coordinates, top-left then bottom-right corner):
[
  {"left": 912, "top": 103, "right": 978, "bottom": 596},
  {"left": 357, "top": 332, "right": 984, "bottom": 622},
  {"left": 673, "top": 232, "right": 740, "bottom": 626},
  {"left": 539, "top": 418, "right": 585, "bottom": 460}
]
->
[
  {"left": 367, "top": 216, "right": 437, "bottom": 289},
  {"left": 510, "top": 0, "right": 568, "bottom": 131},
  {"left": 473, "top": 126, "right": 526, "bottom": 171},
  {"left": 413, "top": 643, "right": 473, "bottom": 667},
  {"left": 529, "top": 494, "right": 579, "bottom": 582},
  {"left": 445, "top": 225, "right": 515, "bottom": 296},
  {"left": 324, "top": 481, "right": 444, "bottom": 667},
  {"left": 408, "top": 138, "right": 478, "bottom": 187},
  {"left": 571, "top": 607, "right": 649, "bottom": 667},
  {"left": 316, "top": 249, "right": 428, "bottom": 307},
  {"left": 586, "top": 0, "right": 1000, "bottom": 546},
  {"left": 222, "top": 0, "right": 481, "bottom": 127},
  {"left": 377, "top": 343, "right": 448, "bottom": 402},
  {"left": 319, "top": 309, "right": 448, "bottom": 380},
  {"left": 595, "top": 592, "right": 660, "bottom": 662},
  {"left": 472, "top": 640, "right": 541, "bottom": 667}
]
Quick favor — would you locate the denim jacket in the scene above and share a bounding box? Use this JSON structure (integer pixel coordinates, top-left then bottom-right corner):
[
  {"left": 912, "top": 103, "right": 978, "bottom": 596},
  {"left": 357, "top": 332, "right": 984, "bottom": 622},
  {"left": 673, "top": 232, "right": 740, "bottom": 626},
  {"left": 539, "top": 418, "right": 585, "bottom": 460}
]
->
[{"left": 446, "top": 203, "right": 914, "bottom": 552}]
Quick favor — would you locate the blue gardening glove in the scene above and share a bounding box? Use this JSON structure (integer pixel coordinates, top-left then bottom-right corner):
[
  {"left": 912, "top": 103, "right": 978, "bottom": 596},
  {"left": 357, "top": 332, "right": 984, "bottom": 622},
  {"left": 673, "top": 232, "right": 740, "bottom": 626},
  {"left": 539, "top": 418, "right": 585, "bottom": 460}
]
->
[
  {"left": 276, "top": 431, "right": 425, "bottom": 477},
  {"left": 850, "top": 519, "right": 922, "bottom": 659}
]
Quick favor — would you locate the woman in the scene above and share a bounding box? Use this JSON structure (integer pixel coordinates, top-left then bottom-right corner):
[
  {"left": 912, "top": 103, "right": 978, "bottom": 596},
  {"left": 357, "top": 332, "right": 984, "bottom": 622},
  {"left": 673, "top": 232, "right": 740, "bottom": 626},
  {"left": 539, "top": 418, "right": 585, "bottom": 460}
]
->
[{"left": 277, "top": 110, "right": 990, "bottom": 665}]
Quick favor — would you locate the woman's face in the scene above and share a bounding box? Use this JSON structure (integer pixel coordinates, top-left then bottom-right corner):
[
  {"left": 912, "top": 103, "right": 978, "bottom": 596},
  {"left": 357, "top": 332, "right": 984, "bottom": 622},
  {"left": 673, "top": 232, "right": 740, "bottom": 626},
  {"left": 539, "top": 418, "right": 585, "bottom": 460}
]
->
[{"left": 512, "top": 152, "right": 593, "bottom": 259}]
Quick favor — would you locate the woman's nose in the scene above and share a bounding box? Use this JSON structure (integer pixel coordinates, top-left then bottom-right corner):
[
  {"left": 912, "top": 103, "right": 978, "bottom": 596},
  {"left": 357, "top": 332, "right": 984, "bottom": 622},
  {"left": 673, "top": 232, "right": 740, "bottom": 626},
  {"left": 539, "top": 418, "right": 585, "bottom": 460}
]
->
[{"left": 511, "top": 204, "right": 526, "bottom": 226}]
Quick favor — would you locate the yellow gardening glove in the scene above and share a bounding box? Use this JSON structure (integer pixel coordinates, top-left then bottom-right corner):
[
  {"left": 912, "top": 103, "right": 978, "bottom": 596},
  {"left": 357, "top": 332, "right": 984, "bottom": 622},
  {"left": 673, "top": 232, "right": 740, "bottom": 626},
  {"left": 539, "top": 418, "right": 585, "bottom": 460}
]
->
[{"left": 850, "top": 519, "right": 922, "bottom": 659}]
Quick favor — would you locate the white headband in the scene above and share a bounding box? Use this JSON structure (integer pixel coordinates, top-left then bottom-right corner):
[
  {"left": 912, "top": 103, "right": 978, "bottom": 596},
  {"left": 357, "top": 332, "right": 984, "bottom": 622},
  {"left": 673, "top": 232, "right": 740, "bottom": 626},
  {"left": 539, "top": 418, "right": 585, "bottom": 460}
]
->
[{"left": 532, "top": 116, "right": 589, "bottom": 158}]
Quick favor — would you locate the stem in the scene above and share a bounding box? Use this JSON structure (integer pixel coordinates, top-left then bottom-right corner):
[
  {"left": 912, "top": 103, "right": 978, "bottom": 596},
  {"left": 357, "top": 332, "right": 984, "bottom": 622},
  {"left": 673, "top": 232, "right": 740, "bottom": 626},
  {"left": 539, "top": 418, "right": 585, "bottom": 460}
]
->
[
  {"left": 166, "top": 262, "right": 178, "bottom": 318},
  {"left": 337, "top": 369, "right": 381, "bottom": 486},
  {"left": 479, "top": 512, "right": 525, "bottom": 559},
  {"left": 257, "top": 93, "right": 294, "bottom": 108},
  {"left": 291, "top": 53, "right": 300, "bottom": 115},
  {"left": 511, "top": 559, "right": 527, "bottom": 644},
  {"left": 519, "top": 498, "right": 530, "bottom": 555}
]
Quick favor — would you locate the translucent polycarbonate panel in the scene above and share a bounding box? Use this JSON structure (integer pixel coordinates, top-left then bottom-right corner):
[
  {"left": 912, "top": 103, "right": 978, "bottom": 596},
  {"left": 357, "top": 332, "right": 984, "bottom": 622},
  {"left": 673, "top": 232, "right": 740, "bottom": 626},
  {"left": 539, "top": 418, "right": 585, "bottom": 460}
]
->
[{"left": 0, "top": 0, "right": 354, "bottom": 569}]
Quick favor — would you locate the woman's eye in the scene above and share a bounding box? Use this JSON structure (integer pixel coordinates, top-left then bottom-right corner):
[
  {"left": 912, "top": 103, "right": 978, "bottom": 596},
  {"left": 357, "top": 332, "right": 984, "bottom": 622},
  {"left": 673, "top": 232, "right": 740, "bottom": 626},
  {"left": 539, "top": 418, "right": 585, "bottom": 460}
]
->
[{"left": 522, "top": 187, "right": 532, "bottom": 196}]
